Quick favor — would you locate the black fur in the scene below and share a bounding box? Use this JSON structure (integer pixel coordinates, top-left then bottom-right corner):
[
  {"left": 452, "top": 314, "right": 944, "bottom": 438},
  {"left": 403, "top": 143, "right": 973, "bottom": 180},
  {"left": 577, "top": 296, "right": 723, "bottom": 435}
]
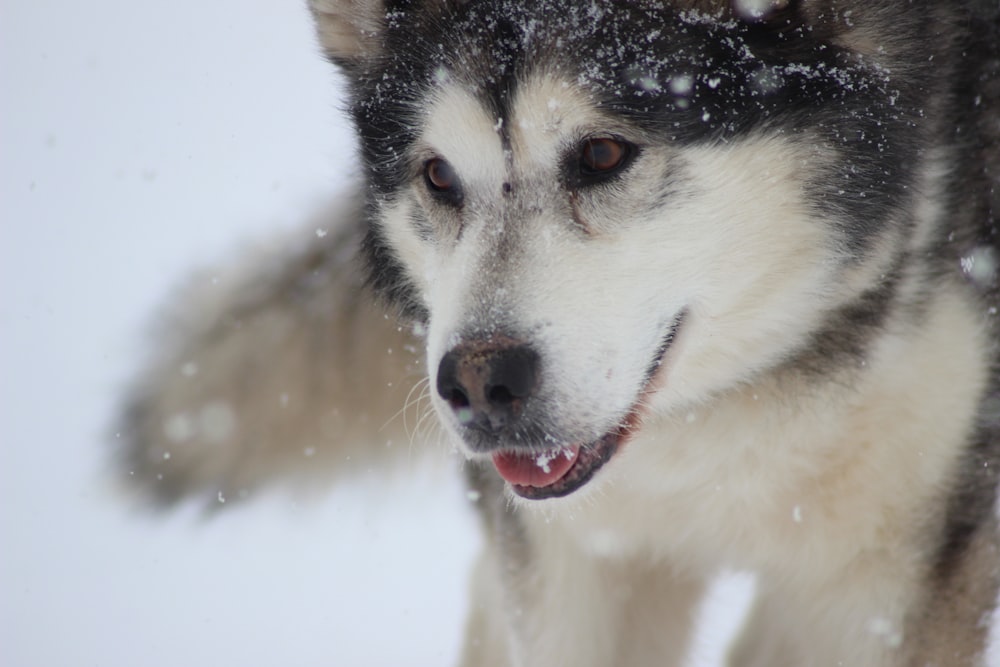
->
[
  {"left": 346, "top": 0, "right": 954, "bottom": 317},
  {"left": 929, "top": 2, "right": 1000, "bottom": 592},
  {"left": 343, "top": 1, "right": 1000, "bottom": 609}
]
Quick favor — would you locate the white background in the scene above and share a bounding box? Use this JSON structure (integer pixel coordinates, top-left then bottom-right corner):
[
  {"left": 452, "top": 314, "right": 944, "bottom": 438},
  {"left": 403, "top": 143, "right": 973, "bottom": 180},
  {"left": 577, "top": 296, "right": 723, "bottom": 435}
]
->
[
  {"left": 2, "top": 2, "right": 477, "bottom": 664},
  {"left": 2, "top": 1, "right": 752, "bottom": 665}
]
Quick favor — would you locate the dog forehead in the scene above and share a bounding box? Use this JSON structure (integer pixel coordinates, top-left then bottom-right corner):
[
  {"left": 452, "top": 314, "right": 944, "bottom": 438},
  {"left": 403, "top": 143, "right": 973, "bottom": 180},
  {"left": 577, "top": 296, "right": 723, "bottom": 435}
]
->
[
  {"left": 422, "top": 83, "right": 506, "bottom": 183},
  {"left": 422, "top": 69, "right": 602, "bottom": 181},
  {"left": 507, "top": 74, "right": 600, "bottom": 166}
]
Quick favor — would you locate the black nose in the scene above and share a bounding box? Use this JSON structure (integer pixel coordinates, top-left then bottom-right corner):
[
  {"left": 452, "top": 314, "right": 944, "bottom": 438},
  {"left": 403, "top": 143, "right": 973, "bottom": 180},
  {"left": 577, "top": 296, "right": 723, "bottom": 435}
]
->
[{"left": 436, "top": 341, "right": 540, "bottom": 434}]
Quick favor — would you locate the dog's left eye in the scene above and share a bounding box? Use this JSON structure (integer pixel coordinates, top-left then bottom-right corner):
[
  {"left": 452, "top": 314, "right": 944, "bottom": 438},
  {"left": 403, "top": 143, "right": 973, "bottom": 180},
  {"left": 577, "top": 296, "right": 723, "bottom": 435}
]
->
[
  {"left": 580, "top": 138, "right": 631, "bottom": 175},
  {"left": 570, "top": 137, "right": 636, "bottom": 187},
  {"left": 425, "top": 158, "right": 456, "bottom": 191},
  {"left": 423, "top": 157, "right": 464, "bottom": 206}
]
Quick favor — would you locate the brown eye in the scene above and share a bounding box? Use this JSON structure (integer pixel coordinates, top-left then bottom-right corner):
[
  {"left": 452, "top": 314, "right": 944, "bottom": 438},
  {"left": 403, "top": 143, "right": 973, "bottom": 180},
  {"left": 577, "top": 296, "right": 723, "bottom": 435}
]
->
[
  {"left": 425, "top": 158, "right": 457, "bottom": 192},
  {"left": 580, "top": 138, "right": 629, "bottom": 174}
]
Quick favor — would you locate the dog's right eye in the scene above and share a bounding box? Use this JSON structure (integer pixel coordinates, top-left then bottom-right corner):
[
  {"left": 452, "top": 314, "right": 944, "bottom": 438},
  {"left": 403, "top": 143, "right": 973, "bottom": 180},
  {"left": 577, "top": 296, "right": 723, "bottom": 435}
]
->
[
  {"left": 567, "top": 137, "right": 637, "bottom": 188},
  {"left": 422, "top": 157, "right": 464, "bottom": 206},
  {"left": 581, "top": 138, "right": 629, "bottom": 175},
  {"left": 425, "top": 158, "right": 455, "bottom": 190},
  {"left": 423, "top": 158, "right": 463, "bottom": 206}
]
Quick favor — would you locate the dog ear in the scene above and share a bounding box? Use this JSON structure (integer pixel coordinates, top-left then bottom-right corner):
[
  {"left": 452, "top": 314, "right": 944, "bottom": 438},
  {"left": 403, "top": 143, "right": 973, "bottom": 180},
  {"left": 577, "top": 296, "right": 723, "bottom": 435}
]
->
[
  {"left": 309, "top": 0, "right": 474, "bottom": 67},
  {"left": 308, "top": 0, "right": 386, "bottom": 66}
]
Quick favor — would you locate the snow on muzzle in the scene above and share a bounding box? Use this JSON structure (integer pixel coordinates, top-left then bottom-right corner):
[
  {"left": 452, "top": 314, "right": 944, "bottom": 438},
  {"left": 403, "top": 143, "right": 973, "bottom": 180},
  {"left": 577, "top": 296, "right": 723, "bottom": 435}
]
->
[
  {"left": 492, "top": 433, "right": 620, "bottom": 500},
  {"left": 438, "top": 312, "right": 685, "bottom": 499}
]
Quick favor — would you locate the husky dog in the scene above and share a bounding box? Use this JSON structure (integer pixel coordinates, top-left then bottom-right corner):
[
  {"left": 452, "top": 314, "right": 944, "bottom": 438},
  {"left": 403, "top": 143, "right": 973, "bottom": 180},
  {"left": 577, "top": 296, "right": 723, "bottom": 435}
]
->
[{"left": 121, "top": 0, "right": 1000, "bottom": 664}]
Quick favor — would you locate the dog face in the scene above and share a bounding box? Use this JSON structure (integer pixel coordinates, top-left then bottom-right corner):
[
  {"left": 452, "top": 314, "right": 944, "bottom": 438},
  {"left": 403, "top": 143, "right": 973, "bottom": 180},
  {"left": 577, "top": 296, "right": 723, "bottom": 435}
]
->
[{"left": 312, "top": 0, "right": 929, "bottom": 500}]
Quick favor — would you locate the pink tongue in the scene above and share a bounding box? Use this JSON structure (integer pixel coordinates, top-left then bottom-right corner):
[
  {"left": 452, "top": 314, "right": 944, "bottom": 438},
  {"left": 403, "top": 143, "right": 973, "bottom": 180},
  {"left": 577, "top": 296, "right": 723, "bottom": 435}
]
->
[{"left": 492, "top": 446, "right": 580, "bottom": 488}]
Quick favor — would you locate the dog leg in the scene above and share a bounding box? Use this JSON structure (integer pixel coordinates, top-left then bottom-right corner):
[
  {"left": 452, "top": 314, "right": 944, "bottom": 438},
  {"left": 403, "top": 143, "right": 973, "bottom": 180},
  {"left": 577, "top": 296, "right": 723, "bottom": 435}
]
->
[
  {"left": 505, "top": 551, "right": 701, "bottom": 667},
  {"left": 902, "top": 516, "right": 1000, "bottom": 667},
  {"left": 471, "top": 509, "right": 702, "bottom": 667},
  {"left": 727, "top": 588, "right": 799, "bottom": 667},
  {"left": 117, "top": 195, "right": 425, "bottom": 507},
  {"left": 729, "top": 564, "right": 963, "bottom": 667},
  {"left": 616, "top": 562, "right": 705, "bottom": 667},
  {"left": 459, "top": 549, "right": 513, "bottom": 667}
]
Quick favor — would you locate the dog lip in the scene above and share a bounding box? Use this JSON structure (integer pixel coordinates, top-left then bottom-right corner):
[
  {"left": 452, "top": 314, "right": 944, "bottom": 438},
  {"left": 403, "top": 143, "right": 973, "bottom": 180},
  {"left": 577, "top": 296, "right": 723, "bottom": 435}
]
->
[
  {"left": 504, "top": 309, "right": 686, "bottom": 500},
  {"left": 505, "top": 430, "right": 622, "bottom": 500},
  {"left": 491, "top": 445, "right": 581, "bottom": 489}
]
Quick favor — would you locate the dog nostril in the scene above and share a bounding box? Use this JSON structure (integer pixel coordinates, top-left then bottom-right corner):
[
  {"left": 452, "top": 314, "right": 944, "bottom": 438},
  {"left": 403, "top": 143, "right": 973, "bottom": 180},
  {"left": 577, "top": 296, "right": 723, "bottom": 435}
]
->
[
  {"left": 436, "top": 341, "right": 539, "bottom": 433},
  {"left": 436, "top": 349, "right": 464, "bottom": 406},
  {"left": 488, "top": 384, "right": 515, "bottom": 406},
  {"left": 489, "top": 347, "right": 538, "bottom": 404},
  {"left": 448, "top": 387, "right": 471, "bottom": 409}
]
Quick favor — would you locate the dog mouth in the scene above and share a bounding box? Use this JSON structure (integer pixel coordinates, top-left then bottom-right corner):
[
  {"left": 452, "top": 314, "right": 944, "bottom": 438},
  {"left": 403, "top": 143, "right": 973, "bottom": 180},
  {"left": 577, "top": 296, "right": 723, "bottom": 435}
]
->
[
  {"left": 491, "top": 419, "right": 633, "bottom": 500},
  {"left": 490, "top": 312, "right": 685, "bottom": 500}
]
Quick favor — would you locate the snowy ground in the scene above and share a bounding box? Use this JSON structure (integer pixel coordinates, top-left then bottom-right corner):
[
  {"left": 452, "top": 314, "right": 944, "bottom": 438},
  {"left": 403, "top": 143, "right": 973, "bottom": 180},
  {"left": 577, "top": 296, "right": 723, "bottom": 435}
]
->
[{"left": 0, "top": 2, "right": 758, "bottom": 665}]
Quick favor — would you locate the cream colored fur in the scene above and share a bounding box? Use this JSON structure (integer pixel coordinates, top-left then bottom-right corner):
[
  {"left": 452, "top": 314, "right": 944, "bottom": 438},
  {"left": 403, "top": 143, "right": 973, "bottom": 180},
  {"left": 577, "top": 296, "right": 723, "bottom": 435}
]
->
[
  {"left": 120, "top": 197, "right": 430, "bottom": 504},
  {"left": 121, "top": 0, "right": 1000, "bottom": 664}
]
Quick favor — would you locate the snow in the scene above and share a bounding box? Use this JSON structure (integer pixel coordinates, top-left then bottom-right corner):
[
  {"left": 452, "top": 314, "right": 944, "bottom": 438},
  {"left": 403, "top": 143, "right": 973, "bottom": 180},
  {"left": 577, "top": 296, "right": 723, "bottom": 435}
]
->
[
  {"left": 1, "top": 2, "right": 477, "bottom": 665},
  {"left": 533, "top": 447, "right": 575, "bottom": 473},
  {"left": 0, "top": 2, "right": 749, "bottom": 665}
]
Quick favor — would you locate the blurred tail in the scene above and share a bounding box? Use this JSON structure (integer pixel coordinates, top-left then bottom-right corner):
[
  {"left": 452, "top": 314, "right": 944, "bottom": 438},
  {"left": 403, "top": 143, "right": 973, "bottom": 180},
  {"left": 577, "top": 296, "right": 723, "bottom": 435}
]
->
[{"left": 117, "top": 191, "right": 438, "bottom": 508}]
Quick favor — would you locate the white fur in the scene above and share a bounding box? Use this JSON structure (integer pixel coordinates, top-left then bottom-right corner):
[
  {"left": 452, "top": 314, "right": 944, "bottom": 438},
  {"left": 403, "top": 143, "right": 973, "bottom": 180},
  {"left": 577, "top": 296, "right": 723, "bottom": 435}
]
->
[
  {"left": 130, "top": 2, "right": 999, "bottom": 662},
  {"left": 380, "top": 69, "right": 995, "bottom": 666},
  {"left": 412, "top": 71, "right": 847, "bottom": 456}
]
